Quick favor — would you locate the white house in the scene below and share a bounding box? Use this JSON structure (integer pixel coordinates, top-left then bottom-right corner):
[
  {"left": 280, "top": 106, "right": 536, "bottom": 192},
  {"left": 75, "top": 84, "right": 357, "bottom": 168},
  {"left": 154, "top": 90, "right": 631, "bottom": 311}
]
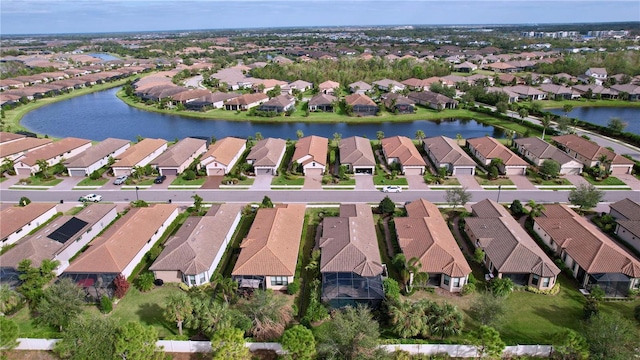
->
[
  {"left": 200, "top": 137, "right": 247, "bottom": 176},
  {"left": 65, "top": 138, "right": 130, "bottom": 177}
]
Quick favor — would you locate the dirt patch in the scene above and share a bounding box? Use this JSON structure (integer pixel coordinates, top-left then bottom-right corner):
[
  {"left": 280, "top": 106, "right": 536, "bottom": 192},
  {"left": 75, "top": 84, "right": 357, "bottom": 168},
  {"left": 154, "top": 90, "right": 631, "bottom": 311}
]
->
[{"left": 5, "top": 351, "right": 58, "bottom": 360}]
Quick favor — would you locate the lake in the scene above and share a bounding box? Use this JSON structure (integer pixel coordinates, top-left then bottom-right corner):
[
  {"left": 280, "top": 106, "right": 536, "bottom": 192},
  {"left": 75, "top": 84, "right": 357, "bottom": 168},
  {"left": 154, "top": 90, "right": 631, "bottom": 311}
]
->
[
  {"left": 21, "top": 88, "right": 507, "bottom": 141},
  {"left": 88, "top": 53, "right": 120, "bottom": 61},
  {"left": 548, "top": 106, "right": 640, "bottom": 134}
]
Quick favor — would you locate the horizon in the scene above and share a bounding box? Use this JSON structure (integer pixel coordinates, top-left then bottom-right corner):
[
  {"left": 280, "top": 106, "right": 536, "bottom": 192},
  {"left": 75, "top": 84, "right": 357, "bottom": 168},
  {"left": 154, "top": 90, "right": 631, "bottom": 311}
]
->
[{"left": 1, "top": 0, "right": 639, "bottom": 36}]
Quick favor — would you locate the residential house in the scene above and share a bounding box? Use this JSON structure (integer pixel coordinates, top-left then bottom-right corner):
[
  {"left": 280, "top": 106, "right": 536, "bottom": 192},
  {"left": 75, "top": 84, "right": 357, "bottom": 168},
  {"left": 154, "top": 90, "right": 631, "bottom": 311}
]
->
[
  {"left": 486, "top": 62, "right": 517, "bottom": 73},
  {"left": 258, "top": 95, "right": 296, "bottom": 113},
  {"left": 199, "top": 137, "right": 247, "bottom": 176},
  {"left": 395, "top": 199, "right": 472, "bottom": 292},
  {"left": 292, "top": 135, "right": 328, "bottom": 175},
  {"left": 408, "top": 91, "right": 458, "bottom": 110},
  {"left": 372, "top": 79, "right": 406, "bottom": 93},
  {"left": 13, "top": 137, "right": 92, "bottom": 176},
  {"left": 224, "top": 93, "right": 268, "bottom": 111},
  {"left": 585, "top": 68, "right": 608, "bottom": 85},
  {"left": 318, "top": 80, "right": 340, "bottom": 95},
  {"left": 319, "top": 204, "right": 385, "bottom": 308},
  {"left": 423, "top": 136, "right": 476, "bottom": 175},
  {"left": 185, "top": 92, "right": 240, "bottom": 110},
  {"left": 150, "top": 204, "right": 243, "bottom": 287},
  {"left": 232, "top": 204, "right": 306, "bottom": 290},
  {"left": 486, "top": 87, "right": 519, "bottom": 103},
  {"left": 533, "top": 204, "right": 640, "bottom": 297},
  {"left": 344, "top": 94, "right": 378, "bottom": 116},
  {"left": 64, "top": 138, "right": 130, "bottom": 177},
  {"left": 0, "top": 137, "right": 52, "bottom": 162},
  {"left": 465, "top": 199, "right": 560, "bottom": 290},
  {"left": 552, "top": 134, "right": 634, "bottom": 174},
  {"left": 0, "top": 132, "right": 25, "bottom": 145},
  {"left": 572, "top": 84, "right": 619, "bottom": 99},
  {"left": 609, "top": 198, "right": 640, "bottom": 254},
  {"left": 0, "top": 203, "right": 58, "bottom": 248},
  {"left": 513, "top": 137, "right": 584, "bottom": 175},
  {"left": 151, "top": 137, "right": 208, "bottom": 176},
  {"left": 288, "top": 80, "right": 313, "bottom": 93},
  {"left": 611, "top": 84, "right": 640, "bottom": 101},
  {"left": 538, "top": 84, "right": 581, "bottom": 100},
  {"left": 339, "top": 136, "right": 376, "bottom": 174},
  {"left": 504, "top": 85, "right": 546, "bottom": 101},
  {"left": 111, "top": 138, "right": 168, "bottom": 177},
  {"left": 62, "top": 204, "right": 180, "bottom": 296},
  {"left": 401, "top": 77, "right": 441, "bottom": 91},
  {"left": 381, "top": 136, "right": 427, "bottom": 175},
  {"left": 453, "top": 61, "right": 478, "bottom": 73},
  {"left": 0, "top": 204, "right": 117, "bottom": 275},
  {"left": 348, "top": 81, "right": 372, "bottom": 94},
  {"left": 251, "top": 79, "right": 288, "bottom": 93},
  {"left": 467, "top": 137, "right": 528, "bottom": 175},
  {"left": 381, "top": 93, "right": 415, "bottom": 114},
  {"left": 246, "top": 138, "right": 287, "bottom": 175},
  {"left": 308, "top": 93, "right": 337, "bottom": 112}
]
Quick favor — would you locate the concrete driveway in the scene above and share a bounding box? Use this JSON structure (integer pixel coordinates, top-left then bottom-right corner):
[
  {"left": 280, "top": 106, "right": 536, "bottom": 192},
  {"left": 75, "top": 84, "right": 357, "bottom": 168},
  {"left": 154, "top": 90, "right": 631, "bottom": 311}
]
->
[
  {"left": 355, "top": 175, "right": 375, "bottom": 190},
  {"left": 251, "top": 175, "right": 273, "bottom": 190},
  {"left": 616, "top": 174, "right": 640, "bottom": 190},
  {"left": 456, "top": 175, "right": 482, "bottom": 190},
  {"left": 406, "top": 175, "right": 429, "bottom": 190},
  {"left": 302, "top": 171, "right": 323, "bottom": 190},
  {"left": 509, "top": 175, "right": 537, "bottom": 190},
  {"left": 202, "top": 176, "right": 223, "bottom": 189},
  {"left": 565, "top": 175, "right": 591, "bottom": 187}
]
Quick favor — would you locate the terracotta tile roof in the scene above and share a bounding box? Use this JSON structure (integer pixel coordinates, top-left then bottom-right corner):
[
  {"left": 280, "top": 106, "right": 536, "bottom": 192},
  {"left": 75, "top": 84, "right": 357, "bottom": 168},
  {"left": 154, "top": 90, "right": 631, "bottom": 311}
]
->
[
  {"left": 151, "top": 137, "right": 207, "bottom": 167},
  {"left": 467, "top": 137, "right": 527, "bottom": 166},
  {"left": 0, "top": 137, "right": 52, "bottom": 159},
  {"left": 150, "top": 204, "right": 243, "bottom": 275},
  {"left": 344, "top": 93, "right": 376, "bottom": 106},
  {"left": 535, "top": 204, "right": 640, "bottom": 277},
  {"left": 65, "top": 204, "right": 179, "bottom": 274},
  {"left": 246, "top": 138, "right": 286, "bottom": 167},
  {"left": 260, "top": 94, "right": 295, "bottom": 108},
  {"left": 319, "top": 80, "right": 340, "bottom": 90},
  {"left": 0, "top": 203, "right": 58, "bottom": 241},
  {"left": 505, "top": 85, "right": 545, "bottom": 96},
  {"left": 424, "top": 136, "right": 476, "bottom": 167},
  {"left": 513, "top": 137, "right": 576, "bottom": 165},
  {"left": 201, "top": 137, "right": 246, "bottom": 167},
  {"left": 170, "top": 89, "right": 212, "bottom": 102},
  {"left": 232, "top": 204, "right": 306, "bottom": 277},
  {"left": 293, "top": 135, "right": 328, "bottom": 167},
  {"left": 17, "top": 137, "right": 91, "bottom": 166},
  {"left": 0, "top": 132, "right": 26, "bottom": 144},
  {"left": 467, "top": 200, "right": 560, "bottom": 277},
  {"left": 339, "top": 136, "right": 376, "bottom": 167},
  {"left": 64, "top": 138, "right": 130, "bottom": 168},
  {"left": 113, "top": 138, "right": 167, "bottom": 167},
  {"left": 396, "top": 199, "right": 471, "bottom": 277},
  {"left": 319, "top": 204, "right": 383, "bottom": 277},
  {"left": 224, "top": 93, "right": 268, "bottom": 106},
  {"left": 552, "top": 134, "right": 633, "bottom": 165},
  {"left": 382, "top": 136, "right": 427, "bottom": 167},
  {"left": 609, "top": 198, "right": 640, "bottom": 221},
  {"left": 0, "top": 204, "right": 117, "bottom": 269}
]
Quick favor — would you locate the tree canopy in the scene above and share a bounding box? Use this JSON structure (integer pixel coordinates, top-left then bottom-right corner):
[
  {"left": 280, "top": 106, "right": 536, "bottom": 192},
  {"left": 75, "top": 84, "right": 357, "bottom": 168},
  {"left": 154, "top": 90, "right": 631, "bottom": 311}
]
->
[{"left": 568, "top": 184, "right": 604, "bottom": 210}]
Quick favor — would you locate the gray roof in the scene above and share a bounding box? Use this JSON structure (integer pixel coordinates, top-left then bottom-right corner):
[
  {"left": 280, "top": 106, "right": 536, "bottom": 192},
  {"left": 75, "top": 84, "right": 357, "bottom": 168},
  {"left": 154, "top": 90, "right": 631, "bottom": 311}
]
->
[
  {"left": 424, "top": 136, "right": 476, "bottom": 167},
  {"left": 319, "top": 204, "right": 383, "bottom": 277},
  {"left": 150, "top": 204, "right": 242, "bottom": 275},
  {"left": 152, "top": 137, "right": 207, "bottom": 167},
  {"left": 467, "top": 199, "right": 560, "bottom": 277},
  {"left": 308, "top": 93, "right": 337, "bottom": 106},
  {"left": 247, "top": 138, "right": 287, "bottom": 167},
  {"left": 610, "top": 198, "right": 640, "bottom": 221},
  {"left": 65, "top": 138, "right": 130, "bottom": 168},
  {"left": 513, "top": 137, "right": 578, "bottom": 165},
  {"left": 339, "top": 136, "right": 376, "bottom": 167}
]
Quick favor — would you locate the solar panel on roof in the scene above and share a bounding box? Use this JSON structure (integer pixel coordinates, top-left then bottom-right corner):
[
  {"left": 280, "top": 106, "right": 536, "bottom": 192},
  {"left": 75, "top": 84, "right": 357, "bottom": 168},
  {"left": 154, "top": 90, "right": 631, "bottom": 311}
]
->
[{"left": 47, "top": 217, "right": 88, "bottom": 244}]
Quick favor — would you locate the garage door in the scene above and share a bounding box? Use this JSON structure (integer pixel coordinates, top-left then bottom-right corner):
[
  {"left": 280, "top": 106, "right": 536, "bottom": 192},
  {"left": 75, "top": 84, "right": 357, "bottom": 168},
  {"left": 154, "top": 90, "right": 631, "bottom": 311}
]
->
[
  {"left": 256, "top": 168, "right": 273, "bottom": 175},
  {"left": 453, "top": 167, "right": 474, "bottom": 175},
  {"left": 161, "top": 169, "right": 178, "bottom": 176},
  {"left": 68, "top": 169, "right": 87, "bottom": 177},
  {"left": 355, "top": 167, "right": 373, "bottom": 175},
  {"left": 403, "top": 168, "right": 423, "bottom": 176},
  {"left": 505, "top": 167, "right": 526, "bottom": 175},
  {"left": 207, "top": 168, "right": 225, "bottom": 176},
  {"left": 561, "top": 167, "right": 581, "bottom": 175},
  {"left": 305, "top": 168, "right": 323, "bottom": 177},
  {"left": 610, "top": 166, "right": 631, "bottom": 175}
]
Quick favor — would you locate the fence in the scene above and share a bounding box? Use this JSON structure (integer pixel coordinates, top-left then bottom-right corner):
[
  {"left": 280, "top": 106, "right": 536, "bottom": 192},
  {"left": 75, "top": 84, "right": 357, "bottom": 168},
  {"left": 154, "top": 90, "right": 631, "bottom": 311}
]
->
[{"left": 14, "top": 339, "right": 551, "bottom": 357}]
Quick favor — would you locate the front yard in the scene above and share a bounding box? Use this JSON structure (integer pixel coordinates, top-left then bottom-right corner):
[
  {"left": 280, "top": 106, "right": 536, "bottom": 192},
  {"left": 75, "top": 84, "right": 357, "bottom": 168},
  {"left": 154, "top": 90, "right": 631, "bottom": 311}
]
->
[
  {"left": 582, "top": 173, "right": 627, "bottom": 186},
  {"left": 76, "top": 177, "right": 109, "bottom": 187},
  {"left": 526, "top": 173, "right": 572, "bottom": 186},
  {"left": 271, "top": 173, "right": 305, "bottom": 186},
  {"left": 474, "top": 173, "right": 515, "bottom": 186},
  {"left": 16, "top": 176, "right": 63, "bottom": 187}
]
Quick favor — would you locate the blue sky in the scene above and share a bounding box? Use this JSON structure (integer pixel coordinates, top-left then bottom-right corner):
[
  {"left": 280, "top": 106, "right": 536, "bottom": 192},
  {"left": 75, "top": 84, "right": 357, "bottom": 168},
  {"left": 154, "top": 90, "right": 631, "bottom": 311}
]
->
[{"left": 1, "top": 0, "right": 639, "bottom": 35}]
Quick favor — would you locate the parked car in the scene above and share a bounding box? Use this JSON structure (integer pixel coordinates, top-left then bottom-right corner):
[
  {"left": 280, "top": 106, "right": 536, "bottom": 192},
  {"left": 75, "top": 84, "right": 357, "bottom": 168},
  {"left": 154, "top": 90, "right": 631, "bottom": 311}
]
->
[
  {"left": 113, "top": 175, "right": 128, "bottom": 185},
  {"left": 382, "top": 185, "right": 402, "bottom": 193},
  {"left": 154, "top": 175, "right": 167, "bottom": 184},
  {"left": 79, "top": 194, "right": 102, "bottom": 202}
]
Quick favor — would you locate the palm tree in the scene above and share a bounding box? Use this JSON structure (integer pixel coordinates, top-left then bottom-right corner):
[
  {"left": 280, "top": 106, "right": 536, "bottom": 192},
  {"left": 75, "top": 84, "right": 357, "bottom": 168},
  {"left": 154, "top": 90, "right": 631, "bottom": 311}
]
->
[
  {"left": 504, "top": 130, "right": 514, "bottom": 147},
  {"left": 415, "top": 130, "right": 426, "bottom": 145},
  {"left": 254, "top": 132, "right": 263, "bottom": 141},
  {"left": 332, "top": 132, "right": 342, "bottom": 147},
  {"left": 164, "top": 292, "right": 193, "bottom": 336},
  {"left": 430, "top": 302, "right": 464, "bottom": 340},
  {"left": 596, "top": 154, "right": 611, "bottom": 178},
  {"left": 1, "top": 157, "right": 14, "bottom": 177},
  {"left": 562, "top": 104, "right": 573, "bottom": 118},
  {"left": 388, "top": 300, "right": 423, "bottom": 339},
  {"left": 518, "top": 108, "right": 529, "bottom": 124},
  {"left": 540, "top": 115, "right": 552, "bottom": 140},
  {"left": 376, "top": 131, "right": 385, "bottom": 143},
  {"left": 35, "top": 159, "right": 50, "bottom": 179},
  {"left": 527, "top": 200, "right": 545, "bottom": 218},
  {"left": 211, "top": 273, "right": 238, "bottom": 304},
  {"left": 296, "top": 129, "right": 304, "bottom": 139}
]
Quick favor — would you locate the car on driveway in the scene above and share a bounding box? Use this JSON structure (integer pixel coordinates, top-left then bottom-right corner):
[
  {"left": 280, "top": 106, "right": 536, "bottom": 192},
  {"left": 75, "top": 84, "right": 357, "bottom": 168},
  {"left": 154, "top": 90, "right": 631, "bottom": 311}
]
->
[
  {"left": 113, "top": 175, "right": 128, "bottom": 185},
  {"left": 382, "top": 185, "right": 402, "bottom": 193},
  {"left": 154, "top": 175, "right": 167, "bottom": 184},
  {"left": 79, "top": 194, "right": 102, "bottom": 202}
]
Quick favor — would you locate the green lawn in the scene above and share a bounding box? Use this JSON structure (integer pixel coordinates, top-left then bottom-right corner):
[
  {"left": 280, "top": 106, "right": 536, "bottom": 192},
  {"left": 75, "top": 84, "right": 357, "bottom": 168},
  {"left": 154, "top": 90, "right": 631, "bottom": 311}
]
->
[
  {"left": 110, "top": 286, "right": 185, "bottom": 339},
  {"left": 583, "top": 174, "right": 627, "bottom": 186},
  {"left": 76, "top": 177, "right": 109, "bottom": 186},
  {"left": 16, "top": 176, "right": 63, "bottom": 186},
  {"left": 324, "top": 177, "right": 356, "bottom": 186},
  {"left": 170, "top": 176, "right": 207, "bottom": 186},
  {"left": 424, "top": 173, "right": 461, "bottom": 186},
  {"left": 526, "top": 173, "right": 572, "bottom": 186},
  {"left": 222, "top": 176, "right": 255, "bottom": 186},
  {"left": 0, "top": 177, "right": 8, "bottom": 183},
  {"left": 373, "top": 172, "right": 408, "bottom": 186},
  {"left": 271, "top": 174, "right": 305, "bottom": 186},
  {"left": 474, "top": 173, "right": 515, "bottom": 186}
]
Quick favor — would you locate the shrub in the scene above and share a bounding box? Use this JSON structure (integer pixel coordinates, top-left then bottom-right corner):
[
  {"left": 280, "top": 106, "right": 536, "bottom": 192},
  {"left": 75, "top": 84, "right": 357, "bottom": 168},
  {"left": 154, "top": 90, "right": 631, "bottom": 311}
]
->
[
  {"left": 461, "top": 283, "right": 476, "bottom": 296},
  {"left": 474, "top": 248, "right": 485, "bottom": 264},
  {"left": 113, "top": 274, "right": 130, "bottom": 299},
  {"left": 135, "top": 272, "right": 155, "bottom": 292},
  {"left": 100, "top": 295, "right": 112, "bottom": 313},
  {"left": 634, "top": 305, "right": 640, "bottom": 322},
  {"left": 178, "top": 283, "right": 190, "bottom": 292},
  {"left": 287, "top": 280, "right": 300, "bottom": 295},
  {"left": 89, "top": 170, "right": 101, "bottom": 180},
  {"left": 525, "top": 283, "right": 560, "bottom": 295},
  {"left": 183, "top": 170, "right": 196, "bottom": 181},
  {"left": 467, "top": 273, "right": 477, "bottom": 285}
]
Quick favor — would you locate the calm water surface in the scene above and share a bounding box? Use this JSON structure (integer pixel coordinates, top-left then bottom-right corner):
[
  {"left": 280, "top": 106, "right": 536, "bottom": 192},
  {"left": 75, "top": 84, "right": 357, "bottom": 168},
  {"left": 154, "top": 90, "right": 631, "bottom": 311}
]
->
[
  {"left": 22, "top": 88, "right": 508, "bottom": 141},
  {"left": 548, "top": 107, "right": 640, "bottom": 134}
]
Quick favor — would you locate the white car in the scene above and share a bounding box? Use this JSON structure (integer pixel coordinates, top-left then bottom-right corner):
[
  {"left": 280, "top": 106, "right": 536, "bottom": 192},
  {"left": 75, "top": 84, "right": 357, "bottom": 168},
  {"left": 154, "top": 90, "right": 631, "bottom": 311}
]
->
[
  {"left": 382, "top": 185, "right": 402, "bottom": 193},
  {"left": 79, "top": 194, "right": 102, "bottom": 202},
  {"left": 113, "top": 175, "right": 128, "bottom": 185}
]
